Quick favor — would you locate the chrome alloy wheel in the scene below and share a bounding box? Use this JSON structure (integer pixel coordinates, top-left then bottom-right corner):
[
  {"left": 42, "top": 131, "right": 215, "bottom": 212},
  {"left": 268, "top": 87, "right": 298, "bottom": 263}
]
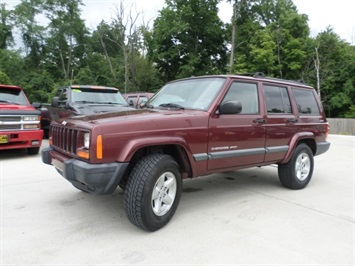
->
[
  {"left": 151, "top": 172, "right": 177, "bottom": 216},
  {"left": 295, "top": 152, "right": 311, "bottom": 181}
]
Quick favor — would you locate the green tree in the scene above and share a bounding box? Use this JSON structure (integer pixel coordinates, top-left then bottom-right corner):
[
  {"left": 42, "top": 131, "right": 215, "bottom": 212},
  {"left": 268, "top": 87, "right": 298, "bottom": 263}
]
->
[
  {"left": 0, "top": 49, "right": 26, "bottom": 83},
  {"left": 0, "top": 3, "right": 14, "bottom": 49},
  {"left": 42, "top": 0, "right": 89, "bottom": 81},
  {"left": 20, "top": 71, "right": 55, "bottom": 102},
  {"left": 0, "top": 70, "right": 11, "bottom": 84},
  {"left": 229, "top": 0, "right": 310, "bottom": 79},
  {"left": 307, "top": 28, "right": 355, "bottom": 117},
  {"left": 149, "top": 0, "right": 227, "bottom": 82},
  {"left": 14, "top": 0, "right": 45, "bottom": 68}
]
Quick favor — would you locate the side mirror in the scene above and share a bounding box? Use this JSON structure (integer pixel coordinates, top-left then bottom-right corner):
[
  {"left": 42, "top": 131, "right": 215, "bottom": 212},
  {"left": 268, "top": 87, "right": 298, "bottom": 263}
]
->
[
  {"left": 129, "top": 100, "right": 134, "bottom": 106},
  {"left": 51, "top": 97, "right": 60, "bottom": 107},
  {"left": 31, "top": 102, "right": 42, "bottom": 108},
  {"left": 219, "top": 100, "right": 242, "bottom": 115}
]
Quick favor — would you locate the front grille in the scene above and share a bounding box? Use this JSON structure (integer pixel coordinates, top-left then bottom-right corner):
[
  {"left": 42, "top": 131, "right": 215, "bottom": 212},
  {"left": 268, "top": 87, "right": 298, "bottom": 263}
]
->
[
  {"left": 51, "top": 125, "right": 79, "bottom": 155},
  {"left": 0, "top": 116, "right": 21, "bottom": 122},
  {"left": 0, "top": 124, "right": 21, "bottom": 130},
  {"left": 0, "top": 115, "right": 39, "bottom": 131}
]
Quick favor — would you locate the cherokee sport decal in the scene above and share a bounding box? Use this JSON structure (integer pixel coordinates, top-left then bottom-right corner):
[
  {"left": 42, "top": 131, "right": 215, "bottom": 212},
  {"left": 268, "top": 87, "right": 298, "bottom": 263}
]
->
[{"left": 211, "top": 145, "right": 238, "bottom": 151}]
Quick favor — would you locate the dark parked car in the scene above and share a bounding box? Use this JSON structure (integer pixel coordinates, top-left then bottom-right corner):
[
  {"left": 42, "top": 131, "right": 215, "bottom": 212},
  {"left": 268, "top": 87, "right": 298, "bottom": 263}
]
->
[
  {"left": 123, "top": 92, "right": 154, "bottom": 108},
  {"left": 40, "top": 85, "right": 133, "bottom": 137}
]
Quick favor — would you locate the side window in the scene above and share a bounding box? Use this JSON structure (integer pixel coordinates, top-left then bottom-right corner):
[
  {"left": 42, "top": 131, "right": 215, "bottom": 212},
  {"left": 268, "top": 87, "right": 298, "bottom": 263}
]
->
[
  {"left": 292, "top": 88, "right": 320, "bottom": 115},
  {"left": 127, "top": 96, "right": 137, "bottom": 105},
  {"left": 222, "top": 82, "right": 259, "bottom": 114},
  {"left": 264, "top": 85, "right": 292, "bottom": 114},
  {"left": 58, "top": 89, "right": 67, "bottom": 101},
  {"left": 138, "top": 96, "right": 148, "bottom": 105}
]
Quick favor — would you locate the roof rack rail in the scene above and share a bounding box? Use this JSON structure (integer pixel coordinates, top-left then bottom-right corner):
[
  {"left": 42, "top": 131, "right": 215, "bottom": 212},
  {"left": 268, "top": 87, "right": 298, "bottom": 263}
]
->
[
  {"left": 238, "top": 72, "right": 266, "bottom": 78},
  {"left": 237, "top": 73, "right": 309, "bottom": 86},
  {"left": 296, "top": 79, "right": 305, "bottom": 84},
  {"left": 253, "top": 72, "right": 266, "bottom": 78}
]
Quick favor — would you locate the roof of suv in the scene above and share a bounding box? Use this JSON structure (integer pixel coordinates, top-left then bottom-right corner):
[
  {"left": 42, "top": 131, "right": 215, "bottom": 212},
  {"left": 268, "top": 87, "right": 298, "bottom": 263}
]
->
[{"left": 175, "top": 72, "right": 313, "bottom": 89}]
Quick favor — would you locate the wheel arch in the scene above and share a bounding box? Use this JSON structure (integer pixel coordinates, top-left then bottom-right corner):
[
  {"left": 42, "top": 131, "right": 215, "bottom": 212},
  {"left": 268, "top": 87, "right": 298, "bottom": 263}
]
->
[
  {"left": 281, "top": 132, "right": 316, "bottom": 164},
  {"left": 119, "top": 137, "right": 195, "bottom": 180}
]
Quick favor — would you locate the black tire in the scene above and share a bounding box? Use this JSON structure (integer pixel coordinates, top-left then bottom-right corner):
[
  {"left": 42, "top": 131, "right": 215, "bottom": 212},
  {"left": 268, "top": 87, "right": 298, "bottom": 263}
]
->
[
  {"left": 124, "top": 154, "right": 182, "bottom": 232},
  {"left": 27, "top": 147, "right": 40, "bottom": 155},
  {"left": 278, "top": 143, "right": 314, "bottom": 190},
  {"left": 43, "top": 128, "right": 49, "bottom": 139},
  {"left": 118, "top": 173, "right": 130, "bottom": 191}
]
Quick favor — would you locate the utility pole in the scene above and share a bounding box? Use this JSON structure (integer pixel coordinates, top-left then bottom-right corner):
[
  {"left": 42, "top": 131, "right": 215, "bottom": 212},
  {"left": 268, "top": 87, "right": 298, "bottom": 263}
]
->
[
  {"left": 131, "top": 37, "right": 135, "bottom": 91},
  {"left": 314, "top": 46, "right": 321, "bottom": 98},
  {"left": 229, "top": 1, "right": 237, "bottom": 74}
]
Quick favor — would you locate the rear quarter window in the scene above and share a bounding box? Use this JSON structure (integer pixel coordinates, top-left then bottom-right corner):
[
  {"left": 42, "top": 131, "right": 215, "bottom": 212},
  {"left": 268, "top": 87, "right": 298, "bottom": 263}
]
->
[{"left": 292, "top": 88, "right": 320, "bottom": 115}]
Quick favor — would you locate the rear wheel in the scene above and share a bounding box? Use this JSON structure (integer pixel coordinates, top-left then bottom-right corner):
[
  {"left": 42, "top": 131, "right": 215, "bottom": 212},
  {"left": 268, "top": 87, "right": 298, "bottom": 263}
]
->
[
  {"left": 124, "top": 154, "right": 182, "bottom": 231},
  {"left": 278, "top": 143, "right": 314, "bottom": 189}
]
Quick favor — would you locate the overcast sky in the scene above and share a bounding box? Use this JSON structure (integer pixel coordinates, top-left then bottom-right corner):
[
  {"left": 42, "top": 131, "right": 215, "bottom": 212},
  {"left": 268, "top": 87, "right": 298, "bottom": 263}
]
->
[
  {"left": 3, "top": 0, "right": 355, "bottom": 43},
  {"left": 81, "top": 0, "right": 355, "bottom": 43}
]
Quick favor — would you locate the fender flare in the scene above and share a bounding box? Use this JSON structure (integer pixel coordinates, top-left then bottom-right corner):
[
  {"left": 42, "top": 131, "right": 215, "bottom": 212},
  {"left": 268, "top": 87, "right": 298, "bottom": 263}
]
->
[
  {"left": 115, "top": 136, "right": 196, "bottom": 175},
  {"left": 281, "top": 132, "right": 315, "bottom": 164}
]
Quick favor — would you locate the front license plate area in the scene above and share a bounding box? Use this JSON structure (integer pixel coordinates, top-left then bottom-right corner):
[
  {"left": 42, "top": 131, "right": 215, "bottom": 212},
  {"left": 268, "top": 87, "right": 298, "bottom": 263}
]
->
[{"left": 0, "top": 135, "right": 9, "bottom": 144}]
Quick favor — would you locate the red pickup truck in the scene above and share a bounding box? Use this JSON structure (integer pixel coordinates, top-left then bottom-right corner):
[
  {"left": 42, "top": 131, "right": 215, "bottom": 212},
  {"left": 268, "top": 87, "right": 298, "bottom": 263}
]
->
[
  {"left": 0, "top": 84, "right": 43, "bottom": 154},
  {"left": 42, "top": 73, "right": 330, "bottom": 231}
]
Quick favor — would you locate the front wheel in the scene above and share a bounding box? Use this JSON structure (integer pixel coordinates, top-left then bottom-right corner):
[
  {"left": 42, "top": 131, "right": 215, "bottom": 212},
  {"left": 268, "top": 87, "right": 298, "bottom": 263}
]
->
[
  {"left": 124, "top": 154, "right": 182, "bottom": 231},
  {"left": 278, "top": 143, "right": 314, "bottom": 190}
]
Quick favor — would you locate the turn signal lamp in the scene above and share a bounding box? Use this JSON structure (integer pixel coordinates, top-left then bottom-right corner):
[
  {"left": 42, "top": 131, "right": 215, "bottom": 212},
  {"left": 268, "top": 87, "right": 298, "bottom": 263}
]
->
[
  {"left": 96, "top": 135, "right": 103, "bottom": 159},
  {"left": 77, "top": 150, "right": 90, "bottom": 160}
]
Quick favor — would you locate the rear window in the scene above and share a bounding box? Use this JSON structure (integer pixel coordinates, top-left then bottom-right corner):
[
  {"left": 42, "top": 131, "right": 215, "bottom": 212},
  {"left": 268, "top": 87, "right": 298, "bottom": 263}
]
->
[
  {"left": 292, "top": 88, "right": 320, "bottom": 115},
  {"left": 263, "top": 85, "right": 292, "bottom": 114}
]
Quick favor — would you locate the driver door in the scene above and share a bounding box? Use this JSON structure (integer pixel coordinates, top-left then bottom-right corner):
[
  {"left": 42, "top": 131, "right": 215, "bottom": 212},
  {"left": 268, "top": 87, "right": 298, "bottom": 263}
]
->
[{"left": 207, "top": 81, "right": 266, "bottom": 170}]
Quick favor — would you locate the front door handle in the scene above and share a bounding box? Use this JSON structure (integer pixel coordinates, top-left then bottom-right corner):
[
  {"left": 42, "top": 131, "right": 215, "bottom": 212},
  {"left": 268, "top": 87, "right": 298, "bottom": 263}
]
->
[{"left": 253, "top": 118, "right": 266, "bottom": 124}]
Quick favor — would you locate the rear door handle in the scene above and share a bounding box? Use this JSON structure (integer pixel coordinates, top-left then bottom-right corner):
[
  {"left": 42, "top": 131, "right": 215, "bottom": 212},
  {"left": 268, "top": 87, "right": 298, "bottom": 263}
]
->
[{"left": 288, "top": 118, "right": 298, "bottom": 123}]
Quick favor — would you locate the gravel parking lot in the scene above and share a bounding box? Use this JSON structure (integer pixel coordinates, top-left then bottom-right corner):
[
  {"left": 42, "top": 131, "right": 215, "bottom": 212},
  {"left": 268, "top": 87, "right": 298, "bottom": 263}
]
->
[{"left": 1, "top": 134, "right": 354, "bottom": 265}]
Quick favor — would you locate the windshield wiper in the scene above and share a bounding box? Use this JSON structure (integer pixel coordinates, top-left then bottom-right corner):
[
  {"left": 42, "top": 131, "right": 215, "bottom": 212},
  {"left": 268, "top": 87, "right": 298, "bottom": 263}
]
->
[
  {"left": 74, "top": 100, "right": 97, "bottom": 104},
  {"left": 159, "top": 103, "right": 185, "bottom": 109},
  {"left": 100, "top": 101, "right": 123, "bottom": 105}
]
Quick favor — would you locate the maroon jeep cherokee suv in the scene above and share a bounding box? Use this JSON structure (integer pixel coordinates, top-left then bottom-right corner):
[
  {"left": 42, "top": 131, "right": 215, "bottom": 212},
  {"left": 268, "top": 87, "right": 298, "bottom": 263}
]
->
[{"left": 42, "top": 73, "right": 330, "bottom": 231}]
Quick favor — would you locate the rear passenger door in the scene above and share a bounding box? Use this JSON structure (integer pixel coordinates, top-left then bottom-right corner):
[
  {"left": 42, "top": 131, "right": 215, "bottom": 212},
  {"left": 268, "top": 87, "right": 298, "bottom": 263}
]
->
[
  {"left": 291, "top": 87, "right": 324, "bottom": 135},
  {"left": 208, "top": 81, "right": 266, "bottom": 170},
  {"left": 262, "top": 84, "right": 299, "bottom": 162}
]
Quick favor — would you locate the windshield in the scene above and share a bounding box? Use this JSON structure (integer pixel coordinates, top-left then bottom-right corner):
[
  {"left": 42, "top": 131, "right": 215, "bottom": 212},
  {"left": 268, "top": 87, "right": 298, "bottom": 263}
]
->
[
  {"left": 147, "top": 77, "right": 226, "bottom": 111},
  {"left": 0, "top": 88, "right": 28, "bottom": 105},
  {"left": 71, "top": 88, "right": 128, "bottom": 105}
]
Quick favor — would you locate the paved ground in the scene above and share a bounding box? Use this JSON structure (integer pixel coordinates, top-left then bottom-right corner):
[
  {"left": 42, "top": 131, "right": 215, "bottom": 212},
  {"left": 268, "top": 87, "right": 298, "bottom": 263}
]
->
[{"left": 1, "top": 134, "right": 354, "bottom": 265}]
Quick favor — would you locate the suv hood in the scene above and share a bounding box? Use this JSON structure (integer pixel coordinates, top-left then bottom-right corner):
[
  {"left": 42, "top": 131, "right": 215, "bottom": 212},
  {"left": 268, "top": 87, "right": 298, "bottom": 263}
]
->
[
  {"left": 0, "top": 103, "right": 35, "bottom": 111},
  {"left": 60, "top": 108, "right": 209, "bottom": 131}
]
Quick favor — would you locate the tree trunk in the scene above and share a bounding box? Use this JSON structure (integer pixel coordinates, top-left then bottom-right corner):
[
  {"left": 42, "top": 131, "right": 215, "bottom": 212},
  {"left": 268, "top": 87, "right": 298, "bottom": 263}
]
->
[{"left": 314, "top": 47, "right": 321, "bottom": 98}]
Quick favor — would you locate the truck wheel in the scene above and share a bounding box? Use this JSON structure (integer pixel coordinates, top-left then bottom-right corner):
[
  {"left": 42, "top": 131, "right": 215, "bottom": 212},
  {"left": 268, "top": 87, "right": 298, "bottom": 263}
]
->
[
  {"left": 27, "top": 147, "right": 40, "bottom": 155},
  {"left": 124, "top": 154, "right": 182, "bottom": 231},
  {"left": 278, "top": 143, "right": 314, "bottom": 190}
]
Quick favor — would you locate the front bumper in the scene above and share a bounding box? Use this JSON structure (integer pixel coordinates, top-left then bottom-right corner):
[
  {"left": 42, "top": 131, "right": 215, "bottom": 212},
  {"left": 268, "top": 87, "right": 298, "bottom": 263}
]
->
[
  {"left": 0, "top": 129, "right": 43, "bottom": 151},
  {"left": 42, "top": 147, "right": 129, "bottom": 195}
]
